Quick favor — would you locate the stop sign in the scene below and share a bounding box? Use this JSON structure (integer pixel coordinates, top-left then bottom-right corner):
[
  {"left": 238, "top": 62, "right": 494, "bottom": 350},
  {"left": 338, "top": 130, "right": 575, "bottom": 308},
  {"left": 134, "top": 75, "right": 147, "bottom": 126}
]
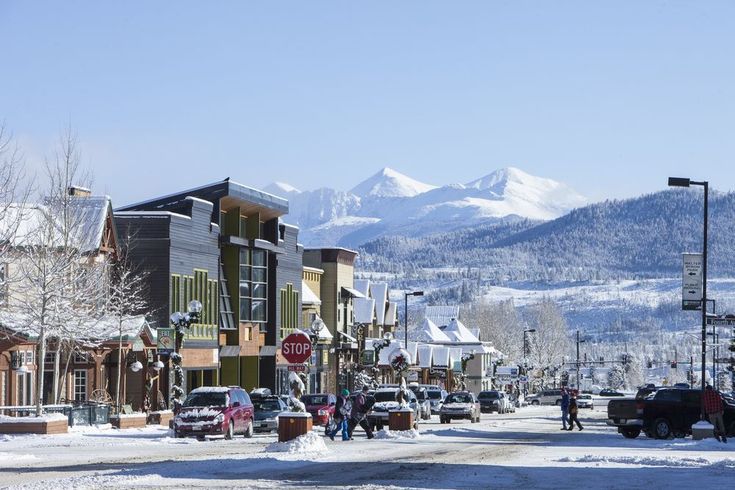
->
[{"left": 282, "top": 332, "right": 312, "bottom": 364}]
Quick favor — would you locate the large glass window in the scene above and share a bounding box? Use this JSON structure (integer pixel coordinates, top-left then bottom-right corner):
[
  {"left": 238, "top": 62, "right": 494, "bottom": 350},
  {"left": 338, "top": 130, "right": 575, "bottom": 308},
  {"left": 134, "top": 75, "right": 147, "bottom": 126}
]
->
[
  {"left": 74, "top": 370, "right": 87, "bottom": 402},
  {"left": 239, "top": 248, "right": 267, "bottom": 323}
]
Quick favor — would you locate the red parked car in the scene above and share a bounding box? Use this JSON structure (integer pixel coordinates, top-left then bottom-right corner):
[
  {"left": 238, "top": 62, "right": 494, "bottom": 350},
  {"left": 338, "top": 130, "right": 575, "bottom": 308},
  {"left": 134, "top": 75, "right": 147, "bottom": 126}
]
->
[
  {"left": 174, "top": 386, "right": 254, "bottom": 440},
  {"left": 301, "top": 393, "right": 336, "bottom": 426}
]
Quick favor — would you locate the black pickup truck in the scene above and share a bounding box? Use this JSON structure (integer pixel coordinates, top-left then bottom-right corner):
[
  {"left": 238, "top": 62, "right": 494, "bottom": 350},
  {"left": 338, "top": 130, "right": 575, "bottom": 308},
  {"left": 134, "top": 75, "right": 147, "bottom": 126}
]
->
[{"left": 608, "top": 387, "right": 735, "bottom": 439}]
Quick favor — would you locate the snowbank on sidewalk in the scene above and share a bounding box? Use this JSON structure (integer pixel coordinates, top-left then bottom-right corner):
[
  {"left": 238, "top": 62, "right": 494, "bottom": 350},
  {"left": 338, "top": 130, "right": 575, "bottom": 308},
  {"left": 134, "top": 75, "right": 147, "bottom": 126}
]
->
[
  {"left": 373, "top": 429, "right": 420, "bottom": 440},
  {"left": 0, "top": 451, "right": 38, "bottom": 465},
  {"left": 557, "top": 455, "right": 735, "bottom": 468},
  {"left": 0, "top": 413, "right": 67, "bottom": 423},
  {"left": 265, "top": 431, "right": 329, "bottom": 456}
]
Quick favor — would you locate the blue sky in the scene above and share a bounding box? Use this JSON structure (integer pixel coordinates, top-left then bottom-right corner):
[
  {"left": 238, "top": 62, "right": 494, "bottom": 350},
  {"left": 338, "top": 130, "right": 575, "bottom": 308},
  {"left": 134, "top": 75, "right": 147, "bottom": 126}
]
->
[{"left": 1, "top": 1, "right": 734, "bottom": 205}]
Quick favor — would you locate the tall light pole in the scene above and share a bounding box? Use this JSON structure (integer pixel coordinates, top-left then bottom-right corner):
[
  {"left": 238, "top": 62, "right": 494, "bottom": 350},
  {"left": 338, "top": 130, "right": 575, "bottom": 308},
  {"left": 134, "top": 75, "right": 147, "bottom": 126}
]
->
[
  {"left": 523, "top": 329, "right": 536, "bottom": 396},
  {"left": 403, "top": 291, "right": 424, "bottom": 348},
  {"left": 668, "top": 176, "right": 708, "bottom": 420},
  {"left": 576, "top": 330, "right": 586, "bottom": 390}
]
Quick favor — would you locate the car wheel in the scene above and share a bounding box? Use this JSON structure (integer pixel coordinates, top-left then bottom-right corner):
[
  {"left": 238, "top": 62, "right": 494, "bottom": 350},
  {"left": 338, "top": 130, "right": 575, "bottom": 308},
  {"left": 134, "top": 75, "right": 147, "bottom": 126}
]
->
[
  {"left": 532, "top": 400, "right": 540, "bottom": 406},
  {"left": 653, "top": 418, "right": 672, "bottom": 439},
  {"left": 196, "top": 435, "right": 206, "bottom": 441},
  {"left": 471, "top": 415, "right": 476, "bottom": 423},
  {"left": 224, "top": 420, "right": 234, "bottom": 440},
  {"left": 244, "top": 419, "right": 253, "bottom": 438},
  {"left": 621, "top": 427, "right": 641, "bottom": 439},
  {"left": 555, "top": 400, "right": 562, "bottom": 406}
]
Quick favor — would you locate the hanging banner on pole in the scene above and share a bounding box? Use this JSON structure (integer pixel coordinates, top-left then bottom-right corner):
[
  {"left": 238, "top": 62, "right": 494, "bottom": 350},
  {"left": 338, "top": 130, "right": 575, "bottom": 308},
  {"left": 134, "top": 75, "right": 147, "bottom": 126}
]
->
[{"left": 682, "top": 253, "right": 703, "bottom": 310}]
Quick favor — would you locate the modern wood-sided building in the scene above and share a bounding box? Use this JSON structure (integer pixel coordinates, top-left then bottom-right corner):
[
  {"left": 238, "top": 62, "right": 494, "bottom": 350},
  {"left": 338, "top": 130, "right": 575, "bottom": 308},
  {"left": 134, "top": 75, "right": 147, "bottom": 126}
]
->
[{"left": 116, "top": 179, "right": 303, "bottom": 396}]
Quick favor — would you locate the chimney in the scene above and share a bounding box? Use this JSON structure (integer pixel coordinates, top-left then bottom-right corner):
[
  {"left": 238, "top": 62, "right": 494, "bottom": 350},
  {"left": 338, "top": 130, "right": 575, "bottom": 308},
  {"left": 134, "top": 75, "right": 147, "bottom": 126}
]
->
[{"left": 68, "top": 186, "right": 91, "bottom": 197}]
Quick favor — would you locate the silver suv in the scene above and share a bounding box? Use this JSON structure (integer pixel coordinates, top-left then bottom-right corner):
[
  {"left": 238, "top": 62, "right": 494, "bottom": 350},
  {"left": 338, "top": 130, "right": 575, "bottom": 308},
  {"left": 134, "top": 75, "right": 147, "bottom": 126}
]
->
[{"left": 527, "top": 389, "right": 563, "bottom": 406}]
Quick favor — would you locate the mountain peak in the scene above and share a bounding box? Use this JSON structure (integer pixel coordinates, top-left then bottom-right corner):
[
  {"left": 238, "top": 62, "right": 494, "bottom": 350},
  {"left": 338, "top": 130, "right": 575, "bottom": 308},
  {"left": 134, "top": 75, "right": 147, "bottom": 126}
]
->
[
  {"left": 350, "top": 167, "right": 437, "bottom": 198},
  {"left": 263, "top": 181, "right": 301, "bottom": 196}
]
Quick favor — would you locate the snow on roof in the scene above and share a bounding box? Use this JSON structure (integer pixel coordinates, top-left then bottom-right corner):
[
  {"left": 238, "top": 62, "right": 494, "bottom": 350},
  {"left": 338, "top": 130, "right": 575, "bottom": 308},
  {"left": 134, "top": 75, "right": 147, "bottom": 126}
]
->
[
  {"left": 353, "top": 279, "right": 370, "bottom": 297},
  {"left": 353, "top": 297, "right": 375, "bottom": 324},
  {"left": 370, "top": 282, "right": 388, "bottom": 325},
  {"left": 384, "top": 302, "right": 397, "bottom": 326},
  {"left": 190, "top": 386, "right": 230, "bottom": 393},
  {"left": 443, "top": 318, "right": 479, "bottom": 343},
  {"left": 301, "top": 281, "right": 321, "bottom": 306},
  {"left": 414, "top": 318, "right": 451, "bottom": 343},
  {"left": 417, "top": 344, "right": 433, "bottom": 368},
  {"left": 432, "top": 346, "right": 450, "bottom": 368},
  {"left": 378, "top": 340, "right": 403, "bottom": 366},
  {"left": 1, "top": 196, "right": 113, "bottom": 254},
  {"left": 424, "top": 305, "right": 460, "bottom": 327}
]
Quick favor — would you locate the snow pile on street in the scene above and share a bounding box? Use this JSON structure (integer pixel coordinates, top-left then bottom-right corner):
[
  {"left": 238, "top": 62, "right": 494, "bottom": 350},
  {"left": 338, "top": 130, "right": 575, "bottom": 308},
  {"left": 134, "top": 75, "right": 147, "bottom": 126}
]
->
[
  {"left": 265, "top": 431, "right": 329, "bottom": 456},
  {"left": 0, "top": 452, "right": 38, "bottom": 465},
  {"left": 373, "top": 429, "right": 421, "bottom": 440},
  {"left": 69, "top": 423, "right": 112, "bottom": 433},
  {"left": 557, "top": 455, "right": 735, "bottom": 468}
]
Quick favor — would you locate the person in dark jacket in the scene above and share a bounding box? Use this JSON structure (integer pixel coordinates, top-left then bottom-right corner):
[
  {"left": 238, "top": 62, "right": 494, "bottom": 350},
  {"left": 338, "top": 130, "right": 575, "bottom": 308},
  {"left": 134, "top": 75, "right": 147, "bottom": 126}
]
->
[
  {"left": 566, "top": 395, "right": 583, "bottom": 431},
  {"left": 328, "top": 389, "right": 352, "bottom": 441},
  {"left": 347, "top": 385, "right": 374, "bottom": 439},
  {"left": 560, "top": 389, "right": 570, "bottom": 430}
]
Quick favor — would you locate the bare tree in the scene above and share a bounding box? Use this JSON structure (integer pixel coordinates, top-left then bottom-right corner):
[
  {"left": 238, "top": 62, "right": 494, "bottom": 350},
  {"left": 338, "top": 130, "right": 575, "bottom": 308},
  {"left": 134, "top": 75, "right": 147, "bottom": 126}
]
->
[
  {"left": 526, "top": 297, "right": 573, "bottom": 380},
  {"left": 461, "top": 298, "right": 524, "bottom": 360},
  {"left": 13, "top": 129, "right": 105, "bottom": 414},
  {"left": 104, "top": 233, "right": 150, "bottom": 412}
]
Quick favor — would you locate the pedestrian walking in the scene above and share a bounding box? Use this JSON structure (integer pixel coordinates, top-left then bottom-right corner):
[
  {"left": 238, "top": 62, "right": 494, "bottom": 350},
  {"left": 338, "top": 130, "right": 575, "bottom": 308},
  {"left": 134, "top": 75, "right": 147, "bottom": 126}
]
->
[
  {"left": 347, "top": 385, "right": 375, "bottom": 439},
  {"left": 560, "top": 388, "right": 570, "bottom": 430},
  {"left": 327, "top": 389, "right": 352, "bottom": 441},
  {"left": 703, "top": 384, "right": 727, "bottom": 443},
  {"left": 566, "top": 395, "right": 583, "bottom": 431}
]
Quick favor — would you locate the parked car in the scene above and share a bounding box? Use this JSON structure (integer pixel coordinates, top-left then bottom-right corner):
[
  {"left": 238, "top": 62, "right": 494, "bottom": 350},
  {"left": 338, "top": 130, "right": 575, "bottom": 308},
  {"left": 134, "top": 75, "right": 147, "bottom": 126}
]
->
[
  {"left": 367, "top": 388, "right": 420, "bottom": 431},
  {"left": 576, "top": 394, "right": 594, "bottom": 409},
  {"left": 608, "top": 387, "right": 735, "bottom": 439},
  {"left": 440, "top": 391, "right": 481, "bottom": 423},
  {"left": 252, "top": 395, "right": 288, "bottom": 433},
  {"left": 424, "top": 386, "right": 448, "bottom": 415},
  {"left": 408, "top": 385, "right": 433, "bottom": 420},
  {"left": 599, "top": 389, "right": 625, "bottom": 397},
  {"left": 478, "top": 390, "right": 514, "bottom": 414},
  {"left": 301, "top": 393, "right": 336, "bottom": 426},
  {"left": 174, "top": 386, "right": 254, "bottom": 440},
  {"left": 526, "top": 389, "right": 563, "bottom": 406}
]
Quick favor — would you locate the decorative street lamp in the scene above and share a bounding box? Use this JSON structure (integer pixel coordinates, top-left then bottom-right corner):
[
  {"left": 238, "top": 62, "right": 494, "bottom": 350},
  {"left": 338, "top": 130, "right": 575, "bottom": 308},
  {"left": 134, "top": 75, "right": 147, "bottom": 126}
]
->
[
  {"left": 403, "top": 291, "right": 424, "bottom": 348},
  {"left": 668, "top": 176, "right": 709, "bottom": 420},
  {"left": 169, "top": 299, "right": 202, "bottom": 412},
  {"left": 522, "top": 329, "right": 536, "bottom": 396}
]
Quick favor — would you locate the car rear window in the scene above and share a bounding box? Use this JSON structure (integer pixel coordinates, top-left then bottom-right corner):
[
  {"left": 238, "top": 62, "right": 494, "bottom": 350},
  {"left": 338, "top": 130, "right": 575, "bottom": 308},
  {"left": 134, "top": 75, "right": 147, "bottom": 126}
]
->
[
  {"left": 479, "top": 391, "right": 499, "bottom": 399},
  {"left": 375, "top": 391, "right": 397, "bottom": 402},
  {"left": 254, "top": 399, "right": 282, "bottom": 411},
  {"left": 301, "top": 395, "right": 328, "bottom": 405},
  {"left": 427, "top": 391, "right": 442, "bottom": 400},
  {"left": 183, "top": 392, "right": 227, "bottom": 407},
  {"left": 445, "top": 393, "right": 473, "bottom": 404}
]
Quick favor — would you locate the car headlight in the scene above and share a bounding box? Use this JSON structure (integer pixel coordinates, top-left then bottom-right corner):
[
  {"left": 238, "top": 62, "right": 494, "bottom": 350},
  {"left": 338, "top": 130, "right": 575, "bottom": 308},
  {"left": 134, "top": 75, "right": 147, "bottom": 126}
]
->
[
  {"left": 214, "top": 413, "right": 225, "bottom": 423},
  {"left": 174, "top": 416, "right": 183, "bottom": 426}
]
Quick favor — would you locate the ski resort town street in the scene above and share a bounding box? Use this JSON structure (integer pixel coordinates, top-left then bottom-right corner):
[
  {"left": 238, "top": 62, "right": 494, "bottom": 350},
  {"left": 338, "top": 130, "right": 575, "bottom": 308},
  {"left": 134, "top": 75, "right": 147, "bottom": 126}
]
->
[{"left": 1, "top": 405, "right": 732, "bottom": 490}]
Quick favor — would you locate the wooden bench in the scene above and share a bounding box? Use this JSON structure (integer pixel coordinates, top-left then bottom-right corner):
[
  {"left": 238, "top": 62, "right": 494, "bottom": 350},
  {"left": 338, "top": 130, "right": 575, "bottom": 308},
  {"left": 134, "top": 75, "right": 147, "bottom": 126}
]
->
[{"left": 0, "top": 418, "right": 68, "bottom": 435}]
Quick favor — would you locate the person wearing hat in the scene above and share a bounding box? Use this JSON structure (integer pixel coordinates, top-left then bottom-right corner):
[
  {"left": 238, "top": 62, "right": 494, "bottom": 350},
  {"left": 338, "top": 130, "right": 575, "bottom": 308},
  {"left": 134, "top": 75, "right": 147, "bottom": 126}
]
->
[{"left": 328, "top": 388, "right": 353, "bottom": 441}]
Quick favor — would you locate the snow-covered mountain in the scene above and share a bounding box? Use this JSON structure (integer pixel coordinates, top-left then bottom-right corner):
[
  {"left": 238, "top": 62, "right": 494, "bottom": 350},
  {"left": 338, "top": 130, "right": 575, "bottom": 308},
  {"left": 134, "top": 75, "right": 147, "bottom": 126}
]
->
[{"left": 266, "top": 166, "right": 587, "bottom": 247}]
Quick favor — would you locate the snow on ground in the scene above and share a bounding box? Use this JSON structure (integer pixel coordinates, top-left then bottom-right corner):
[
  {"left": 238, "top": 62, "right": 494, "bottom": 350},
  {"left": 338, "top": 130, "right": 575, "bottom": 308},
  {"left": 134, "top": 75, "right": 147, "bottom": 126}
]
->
[
  {"left": 373, "top": 428, "right": 421, "bottom": 440},
  {"left": 0, "top": 404, "right": 733, "bottom": 489},
  {"left": 265, "top": 431, "right": 329, "bottom": 456}
]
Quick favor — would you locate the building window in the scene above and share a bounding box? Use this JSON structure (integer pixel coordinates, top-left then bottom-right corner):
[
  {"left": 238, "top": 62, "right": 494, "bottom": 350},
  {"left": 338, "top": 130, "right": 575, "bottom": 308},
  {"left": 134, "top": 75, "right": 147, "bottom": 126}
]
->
[
  {"left": 74, "top": 370, "right": 87, "bottom": 402},
  {"left": 17, "top": 372, "right": 33, "bottom": 406},
  {"left": 239, "top": 248, "right": 268, "bottom": 323},
  {"left": 0, "top": 263, "right": 7, "bottom": 305},
  {"left": 74, "top": 352, "right": 89, "bottom": 363},
  {"left": 25, "top": 350, "right": 34, "bottom": 365},
  {"left": 279, "top": 283, "right": 300, "bottom": 339}
]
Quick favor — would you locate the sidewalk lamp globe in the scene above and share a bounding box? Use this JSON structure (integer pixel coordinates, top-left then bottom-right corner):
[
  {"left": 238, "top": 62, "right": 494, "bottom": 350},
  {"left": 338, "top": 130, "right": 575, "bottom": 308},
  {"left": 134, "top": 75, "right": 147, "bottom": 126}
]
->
[
  {"left": 383, "top": 331, "right": 393, "bottom": 341},
  {"left": 152, "top": 360, "right": 164, "bottom": 371},
  {"left": 130, "top": 361, "right": 143, "bottom": 372},
  {"left": 170, "top": 311, "right": 185, "bottom": 325},
  {"left": 188, "top": 299, "right": 203, "bottom": 315}
]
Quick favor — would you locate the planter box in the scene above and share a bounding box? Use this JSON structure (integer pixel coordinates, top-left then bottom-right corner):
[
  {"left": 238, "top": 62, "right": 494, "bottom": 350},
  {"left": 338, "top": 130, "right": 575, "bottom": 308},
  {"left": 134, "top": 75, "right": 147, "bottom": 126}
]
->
[
  {"left": 111, "top": 414, "right": 148, "bottom": 429},
  {"left": 0, "top": 418, "right": 68, "bottom": 435},
  {"left": 147, "top": 411, "right": 173, "bottom": 426},
  {"left": 389, "top": 410, "right": 415, "bottom": 431},
  {"left": 278, "top": 412, "right": 312, "bottom": 442}
]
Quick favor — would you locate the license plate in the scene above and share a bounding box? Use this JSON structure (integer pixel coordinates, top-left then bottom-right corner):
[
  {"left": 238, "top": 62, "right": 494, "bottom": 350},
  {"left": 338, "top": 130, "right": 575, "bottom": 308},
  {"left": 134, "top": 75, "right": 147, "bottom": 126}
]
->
[{"left": 260, "top": 423, "right": 268, "bottom": 427}]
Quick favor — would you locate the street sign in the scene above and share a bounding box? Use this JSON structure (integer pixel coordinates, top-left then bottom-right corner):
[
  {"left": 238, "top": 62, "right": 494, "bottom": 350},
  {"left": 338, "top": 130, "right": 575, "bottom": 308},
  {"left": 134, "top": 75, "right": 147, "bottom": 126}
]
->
[
  {"left": 706, "top": 317, "right": 735, "bottom": 326},
  {"left": 282, "top": 332, "right": 312, "bottom": 364},
  {"left": 287, "top": 364, "right": 308, "bottom": 372},
  {"left": 519, "top": 375, "right": 528, "bottom": 383},
  {"left": 157, "top": 328, "right": 175, "bottom": 354},
  {"left": 682, "top": 253, "right": 703, "bottom": 310}
]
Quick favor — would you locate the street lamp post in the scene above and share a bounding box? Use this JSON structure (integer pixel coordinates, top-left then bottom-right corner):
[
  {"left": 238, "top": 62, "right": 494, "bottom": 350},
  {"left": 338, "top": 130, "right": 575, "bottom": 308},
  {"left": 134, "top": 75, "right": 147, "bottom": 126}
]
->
[
  {"left": 576, "top": 330, "right": 586, "bottom": 391},
  {"left": 668, "top": 176, "right": 709, "bottom": 420},
  {"left": 523, "top": 329, "right": 536, "bottom": 396},
  {"left": 403, "top": 291, "right": 424, "bottom": 348},
  {"left": 169, "top": 299, "right": 202, "bottom": 412}
]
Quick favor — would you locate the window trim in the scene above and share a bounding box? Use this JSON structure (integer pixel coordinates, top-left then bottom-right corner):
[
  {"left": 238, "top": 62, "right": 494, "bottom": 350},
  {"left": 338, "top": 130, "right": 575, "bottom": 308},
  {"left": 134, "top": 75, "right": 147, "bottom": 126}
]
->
[{"left": 74, "top": 369, "right": 87, "bottom": 402}]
